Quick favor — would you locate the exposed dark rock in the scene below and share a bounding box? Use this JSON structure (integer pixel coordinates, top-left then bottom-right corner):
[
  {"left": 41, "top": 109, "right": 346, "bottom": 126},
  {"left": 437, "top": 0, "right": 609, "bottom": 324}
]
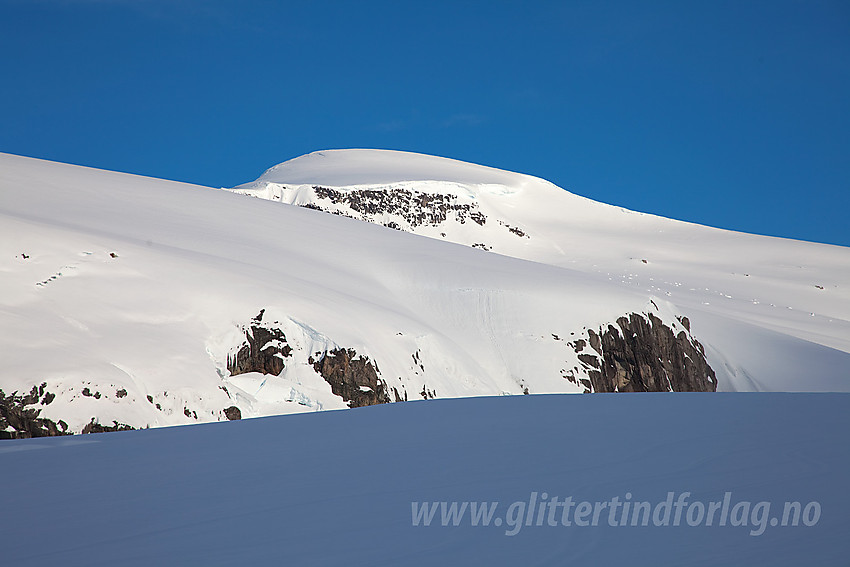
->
[
  {"left": 496, "top": 219, "right": 529, "bottom": 238},
  {"left": 227, "top": 310, "right": 293, "bottom": 376},
  {"left": 286, "top": 185, "right": 542, "bottom": 247},
  {"left": 115, "top": 389, "right": 127, "bottom": 399},
  {"left": 224, "top": 406, "right": 242, "bottom": 420},
  {"left": 2, "top": 383, "right": 123, "bottom": 438},
  {"left": 392, "top": 387, "right": 407, "bottom": 402},
  {"left": 568, "top": 313, "right": 716, "bottom": 393},
  {"left": 81, "top": 419, "right": 134, "bottom": 434},
  {"left": 0, "top": 384, "right": 72, "bottom": 439},
  {"left": 563, "top": 369, "right": 577, "bottom": 386},
  {"left": 577, "top": 354, "right": 600, "bottom": 369},
  {"left": 312, "top": 348, "right": 390, "bottom": 408},
  {"left": 412, "top": 350, "right": 424, "bottom": 372},
  {"left": 587, "top": 330, "right": 602, "bottom": 355},
  {"left": 420, "top": 386, "right": 436, "bottom": 400},
  {"left": 81, "top": 387, "right": 102, "bottom": 399},
  {"left": 308, "top": 186, "right": 489, "bottom": 230}
]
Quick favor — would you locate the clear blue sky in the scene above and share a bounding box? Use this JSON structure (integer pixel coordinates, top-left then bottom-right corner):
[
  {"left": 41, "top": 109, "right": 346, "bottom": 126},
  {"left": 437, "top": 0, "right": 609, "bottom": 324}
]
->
[{"left": 2, "top": 0, "right": 848, "bottom": 246}]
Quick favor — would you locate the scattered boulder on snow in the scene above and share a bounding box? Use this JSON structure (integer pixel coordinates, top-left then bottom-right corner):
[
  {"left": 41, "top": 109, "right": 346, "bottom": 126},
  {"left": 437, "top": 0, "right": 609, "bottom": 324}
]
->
[
  {"left": 81, "top": 387, "right": 101, "bottom": 399},
  {"left": 224, "top": 406, "right": 242, "bottom": 420}
]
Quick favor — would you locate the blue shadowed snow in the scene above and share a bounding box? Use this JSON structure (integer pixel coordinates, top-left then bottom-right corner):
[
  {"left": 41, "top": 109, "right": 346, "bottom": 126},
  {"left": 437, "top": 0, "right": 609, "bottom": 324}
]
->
[{"left": 2, "top": 393, "right": 848, "bottom": 566}]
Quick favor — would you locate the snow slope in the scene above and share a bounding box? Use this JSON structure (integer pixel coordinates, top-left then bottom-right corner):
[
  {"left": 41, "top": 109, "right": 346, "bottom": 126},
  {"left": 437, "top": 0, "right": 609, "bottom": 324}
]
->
[
  {"left": 1, "top": 150, "right": 849, "bottom": 433},
  {"left": 2, "top": 393, "right": 848, "bottom": 566},
  {"left": 235, "top": 149, "right": 850, "bottom": 383}
]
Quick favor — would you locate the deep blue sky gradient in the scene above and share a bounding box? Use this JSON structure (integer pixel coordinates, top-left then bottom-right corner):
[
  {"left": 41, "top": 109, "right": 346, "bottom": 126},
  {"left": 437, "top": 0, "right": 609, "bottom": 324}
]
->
[{"left": 2, "top": 0, "right": 848, "bottom": 246}]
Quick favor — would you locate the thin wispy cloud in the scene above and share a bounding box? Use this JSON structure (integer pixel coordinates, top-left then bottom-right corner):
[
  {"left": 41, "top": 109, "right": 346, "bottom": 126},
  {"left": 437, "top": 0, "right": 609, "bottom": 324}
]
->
[
  {"left": 439, "top": 114, "right": 486, "bottom": 129},
  {"left": 375, "top": 120, "right": 407, "bottom": 133}
]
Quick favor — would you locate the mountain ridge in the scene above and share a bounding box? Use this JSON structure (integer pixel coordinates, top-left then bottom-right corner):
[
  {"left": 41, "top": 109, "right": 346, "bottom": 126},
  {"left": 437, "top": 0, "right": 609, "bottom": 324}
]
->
[
  {"left": 1, "top": 150, "right": 848, "bottom": 436},
  {"left": 231, "top": 149, "right": 850, "bottom": 354}
]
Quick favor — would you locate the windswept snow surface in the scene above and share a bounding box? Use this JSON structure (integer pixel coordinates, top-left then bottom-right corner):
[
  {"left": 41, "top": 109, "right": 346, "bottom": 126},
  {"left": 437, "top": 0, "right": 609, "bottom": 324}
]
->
[
  {"left": 1, "top": 150, "right": 849, "bottom": 432},
  {"left": 235, "top": 148, "right": 550, "bottom": 186},
  {"left": 236, "top": 149, "right": 850, "bottom": 385},
  {"left": 2, "top": 394, "right": 848, "bottom": 566}
]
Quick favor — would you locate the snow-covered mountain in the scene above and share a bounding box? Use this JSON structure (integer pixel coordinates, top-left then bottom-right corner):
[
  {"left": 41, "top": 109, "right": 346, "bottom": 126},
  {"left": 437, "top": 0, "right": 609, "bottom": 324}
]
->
[
  {"left": 233, "top": 149, "right": 850, "bottom": 356},
  {"left": 2, "top": 149, "right": 849, "bottom": 436}
]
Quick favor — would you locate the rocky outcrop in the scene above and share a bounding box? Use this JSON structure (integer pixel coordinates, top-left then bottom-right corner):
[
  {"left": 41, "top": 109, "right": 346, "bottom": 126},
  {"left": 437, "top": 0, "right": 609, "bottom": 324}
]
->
[
  {"left": 310, "top": 348, "right": 390, "bottom": 408},
  {"left": 294, "top": 185, "right": 529, "bottom": 245},
  {"left": 0, "top": 384, "right": 71, "bottom": 439},
  {"left": 0, "top": 383, "right": 140, "bottom": 438},
  {"left": 237, "top": 182, "right": 535, "bottom": 249},
  {"left": 81, "top": 419, "right": 135, "bottom": 434},
  {"left": 226, "top": 312, "right": 391, "bottom": 409},
  {"left": 227, "top": 309, "right": 293, "bottom": 376},
  {"left": 566, "top": 313, "right": 716, "bottom": 393},
  {"left": 311, "top": 185, "right": 488, "bottom": 228}
]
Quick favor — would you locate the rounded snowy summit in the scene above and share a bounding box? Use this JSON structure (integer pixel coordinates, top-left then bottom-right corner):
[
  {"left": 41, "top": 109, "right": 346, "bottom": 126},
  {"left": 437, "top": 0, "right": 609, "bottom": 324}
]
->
[{"left": 236, "top": 149, "right": 537, "bottom": 188}]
